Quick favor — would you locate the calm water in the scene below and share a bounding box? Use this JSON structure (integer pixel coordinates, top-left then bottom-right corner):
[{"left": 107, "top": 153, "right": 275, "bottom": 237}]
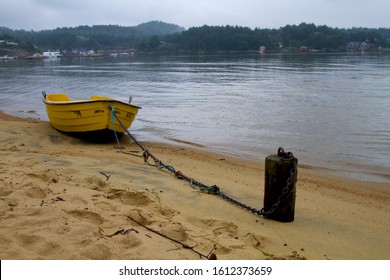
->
[{"left": 1, "top": 53, "right": 389, "bottom": 182}]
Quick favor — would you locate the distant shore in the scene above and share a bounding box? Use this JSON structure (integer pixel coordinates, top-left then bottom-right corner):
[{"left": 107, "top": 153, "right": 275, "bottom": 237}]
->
[{"left": 3, "top": 47, "right": 390, "bottom": 61}]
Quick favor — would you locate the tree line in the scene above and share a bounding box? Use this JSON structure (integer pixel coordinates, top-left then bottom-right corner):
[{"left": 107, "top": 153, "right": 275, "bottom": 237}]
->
[
  {"left": 163, "top": 23, "right": 390, "bottom": 52},
  {"left": 0, "top": 21, "right": 184, "bottom": 53},
  {"left": 1, "top": 22, "right": 390, "bottom": 54}
]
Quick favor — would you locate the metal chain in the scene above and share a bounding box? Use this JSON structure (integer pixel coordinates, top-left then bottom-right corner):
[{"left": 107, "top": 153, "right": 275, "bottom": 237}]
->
[{"left": 109, "top": 107, "right": 296, "bottom": 217}]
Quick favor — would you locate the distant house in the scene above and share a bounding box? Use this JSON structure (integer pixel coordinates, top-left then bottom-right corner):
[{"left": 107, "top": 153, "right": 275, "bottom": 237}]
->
[
  {"left": 300, "top": 46, "right": 308, "bottom": 52},
  {"left": 80, "top": 50, "right": 96, "bottom": 56},
  {"left": 259, "top": 46, "right": 266, "bottom": 54},
  {"left": 359, "top": 42, "right": 376, "bottom": 51},
  {"left": 2, "top": 40, "right": 18, "bottom": 46},
  {"left": 346, "top": 41, "right": 376, "bottom": 52},
  {"left": 346, "top": 41, "right": 361, "bottom": 51},
  {"left": 75, "top": 35, "right": 87, "bottom": 41}
]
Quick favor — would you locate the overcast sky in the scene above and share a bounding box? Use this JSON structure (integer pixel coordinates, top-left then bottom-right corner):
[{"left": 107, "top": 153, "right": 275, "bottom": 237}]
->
[{"left": 1, "top": 0, "right": 389, "bottom": 31}]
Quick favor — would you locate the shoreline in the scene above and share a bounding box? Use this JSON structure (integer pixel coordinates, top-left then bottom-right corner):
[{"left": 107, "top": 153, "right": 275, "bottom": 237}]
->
[
  {"left": 164, "top": 136, "right": 390, "bottom": 185},
  {"left": 0, "top": 111, "right": 389, "bottom": 259},
  {"left": 7, "top": 107, "right": 389, "bottom": 184}
]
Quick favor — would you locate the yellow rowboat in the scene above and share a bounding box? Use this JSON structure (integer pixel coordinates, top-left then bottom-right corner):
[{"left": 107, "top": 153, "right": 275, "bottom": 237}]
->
[{"left": 42, "top": 92, "right": 141, "bottom": 134}]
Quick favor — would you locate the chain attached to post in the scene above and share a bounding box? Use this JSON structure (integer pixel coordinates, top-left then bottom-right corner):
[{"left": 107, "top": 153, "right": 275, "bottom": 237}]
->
[
  {"left": 262, "top": 147, "right": 298, "bottom": 220},
  {"left": 109, "top": 107, "right": 296, "bottom": 218}
]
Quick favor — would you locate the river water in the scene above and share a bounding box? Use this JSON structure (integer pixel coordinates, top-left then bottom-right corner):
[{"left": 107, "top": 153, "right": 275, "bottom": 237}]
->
[{"left": 1, "top": 53, "right": 389, "bottom": 182}]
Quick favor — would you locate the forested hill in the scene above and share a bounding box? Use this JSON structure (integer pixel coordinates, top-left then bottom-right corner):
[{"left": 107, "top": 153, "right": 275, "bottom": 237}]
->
[
  {"left": 1, "top": 21, "right": 390, "bottom": 54},
  {"left": 168, "top": 24, "right": 390, "bottom": 52},
  {"left": 0, "top": 21, "right": 185, "bottom": 51}
]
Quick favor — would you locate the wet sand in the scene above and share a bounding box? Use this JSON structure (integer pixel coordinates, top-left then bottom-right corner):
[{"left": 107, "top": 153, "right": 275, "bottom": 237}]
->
[{"left": 0, "top": 111, "right": 389, "bottom": 260}]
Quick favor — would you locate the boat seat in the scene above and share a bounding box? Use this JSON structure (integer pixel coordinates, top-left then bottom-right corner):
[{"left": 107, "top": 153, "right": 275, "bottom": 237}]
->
[
  {"left": 90, "top": 95, "right": 111, "bottom": 100},
  {"left": 47, "top": 93, "right": 71, "bottom": 102}
]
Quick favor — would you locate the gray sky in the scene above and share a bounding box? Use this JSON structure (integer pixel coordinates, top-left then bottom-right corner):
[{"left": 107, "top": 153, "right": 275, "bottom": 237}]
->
[{"left": 1, "top": 0, "right": 389, "bottom": 31}]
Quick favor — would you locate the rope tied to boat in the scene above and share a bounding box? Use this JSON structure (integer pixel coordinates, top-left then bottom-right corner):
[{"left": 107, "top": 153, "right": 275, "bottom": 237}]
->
[
  {"left": 109, "top": 105, "right": 176, "bottom": 171},
  {"left": 109, "top": 106, "right": 295, "bottom": 217}
]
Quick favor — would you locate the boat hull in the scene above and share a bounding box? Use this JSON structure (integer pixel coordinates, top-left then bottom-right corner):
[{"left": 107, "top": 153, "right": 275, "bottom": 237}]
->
[{"left": 43, "top": 94, "right": 140, "bottom": 133}]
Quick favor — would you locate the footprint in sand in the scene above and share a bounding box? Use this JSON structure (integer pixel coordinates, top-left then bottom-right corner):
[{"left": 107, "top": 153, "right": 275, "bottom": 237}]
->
[
  {"left": 85, "top": 176, "right": 109, "bottom": 191},
  {"left": 197, "top": 219, "right": 238, "bottom": 236},
  {"left": 66, "top": 210, "right": 104, "bottom": 225},
  {"left": 80, "top": 243, "right": 112, "bottom": 260},
  {"left": 26, "top": 170, "right": 59, "bottom": 184},
  {"left": 68, "top": 195, "right": 88, "bottom": 206},
  {"left": 161, "top": 222, "right": 188, "bottom": 242},
  {"left": 107, "top": 189, "right": 153, "bottom": 206},
  {"left": 127, "top": 208, "right": 154, "bottom": 225},
  {"left": 242, "top": 233, "right": 264, "bottom": 247},
  {"left": 186, "top": 218, "right": 243, "bottom": 255},
  {"left": 24, "top": 185, "right": 47, "bottom": 199},
  {"left": 93, "top": 201, "right": 118, "bottom": 212},
  {"left": 0, "top": 185, "right": 13, "bottom": 197},
  {"left": 15, "top": 233, "right": 62, "bottom": 257}
]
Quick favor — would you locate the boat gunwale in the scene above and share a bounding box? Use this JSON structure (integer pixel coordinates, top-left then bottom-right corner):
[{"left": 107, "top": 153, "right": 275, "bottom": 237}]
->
[{"left": 42, "top": 97, "right": 142, "bottom": 109}]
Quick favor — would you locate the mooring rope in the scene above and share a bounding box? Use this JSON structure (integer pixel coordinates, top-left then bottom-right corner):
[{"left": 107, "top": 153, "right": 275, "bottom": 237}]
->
[
  {"left": 108, "top": 106, "right": 296, "bottom": 217},
  {"left": 110, "top": 107, "right": 144, "bottom": 158}
]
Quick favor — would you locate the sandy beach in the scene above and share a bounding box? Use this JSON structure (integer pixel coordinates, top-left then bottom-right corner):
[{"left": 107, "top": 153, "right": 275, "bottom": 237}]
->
[{"left": 0, "top": 111, "right": 389, "bottom": 260}]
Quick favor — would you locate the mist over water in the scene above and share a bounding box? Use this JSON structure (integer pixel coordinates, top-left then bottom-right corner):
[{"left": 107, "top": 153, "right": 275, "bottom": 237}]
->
[{"left": 1, "top": 53, "right": 389, "bottom": 182}]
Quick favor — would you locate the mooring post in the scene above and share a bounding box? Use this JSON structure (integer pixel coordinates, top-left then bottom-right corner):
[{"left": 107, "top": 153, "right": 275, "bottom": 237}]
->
[{"left": 263, "top": 147, "right": 297, "bottom": 222}]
